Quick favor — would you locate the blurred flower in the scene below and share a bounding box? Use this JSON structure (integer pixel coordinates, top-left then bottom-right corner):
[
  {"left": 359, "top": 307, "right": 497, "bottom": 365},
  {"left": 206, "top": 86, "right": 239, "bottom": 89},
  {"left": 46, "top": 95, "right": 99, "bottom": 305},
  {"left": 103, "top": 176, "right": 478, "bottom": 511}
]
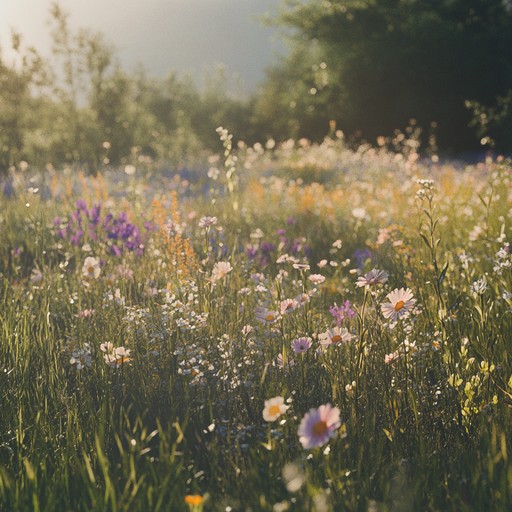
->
[
  {"left": 30, "top": 267, "right": 43, "bottom": 284},
  {"left": 274, "top": 352, "right": 295, "bottom": 369},
  {"left": 75, "top": 309, "right": 95, "bottom": 318},
  {"left": 69, "top": 343, "right": 92, "bottom": 370},
  {"left": 385, "top": 351, "right": 400, "bottom": 364},
  {"left": 356, "top": 268, "right": 389, "bottom": 287},
  {"left": 298, "top": 404, "right": 341, "bottom": 449},
  {"left": 255, "top": 306, "right": 278, "bottom": 324},
  {"left": 292, "top": 337, "right": 312, "bottom": 354},
  {"left": 309, "top": 274, "right": 326, "bottom": 285},
  {"left": 471, "top": 277, "right": 488, "bottom": 296},
  {"left": 381, "top": 288, "right": 416, "bottom": 321},
  {"left": 263, "top": 396, "right": 289, "bottom": 422},
  {"left": 329, "top": 301, "right": 356, "bottom": 325},
  {"left": 211, "top": 261, "right": 232, "bottom": 281},
  {"left": 82, "top": 256, "right": 101, "bottom": 279},
  {"left": 198, "top": 216, "right": 217, "bottom": 228},
  {"left": 184, "top": 494, "right": 204, "bottom": 510}
]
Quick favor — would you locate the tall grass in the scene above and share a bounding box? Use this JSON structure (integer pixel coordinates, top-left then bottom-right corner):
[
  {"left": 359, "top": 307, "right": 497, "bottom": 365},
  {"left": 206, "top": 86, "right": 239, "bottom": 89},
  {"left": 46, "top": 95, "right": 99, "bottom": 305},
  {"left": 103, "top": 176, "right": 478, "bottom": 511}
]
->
[{"left": 0, "top": 135, "right": 511, "bottom": 511}]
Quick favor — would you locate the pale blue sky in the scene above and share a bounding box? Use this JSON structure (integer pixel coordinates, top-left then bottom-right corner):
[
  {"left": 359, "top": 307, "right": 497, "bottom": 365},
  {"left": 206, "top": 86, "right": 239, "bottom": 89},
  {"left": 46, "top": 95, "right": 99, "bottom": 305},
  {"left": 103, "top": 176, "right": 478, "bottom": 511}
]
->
[{"left": 0, "top": 0, "right": 284, "bottom": 92}]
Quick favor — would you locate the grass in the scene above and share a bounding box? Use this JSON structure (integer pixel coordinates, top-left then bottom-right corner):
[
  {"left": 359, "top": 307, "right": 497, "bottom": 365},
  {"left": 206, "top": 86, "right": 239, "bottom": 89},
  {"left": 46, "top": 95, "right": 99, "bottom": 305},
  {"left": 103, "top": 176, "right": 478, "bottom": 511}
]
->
[{"left": 0, "top": 134, "right": 511, "bottom": 511}]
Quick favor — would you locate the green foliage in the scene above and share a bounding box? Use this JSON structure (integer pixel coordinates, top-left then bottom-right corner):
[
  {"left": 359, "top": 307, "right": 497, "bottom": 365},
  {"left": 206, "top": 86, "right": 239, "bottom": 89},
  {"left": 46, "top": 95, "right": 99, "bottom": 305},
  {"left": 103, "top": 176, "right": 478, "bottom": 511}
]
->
[
  {"left": 269, "top": 0, "right": 512, "bottom": 151},
  {"left": 0, "top": 138, "right": 511, "bottom": 510}
]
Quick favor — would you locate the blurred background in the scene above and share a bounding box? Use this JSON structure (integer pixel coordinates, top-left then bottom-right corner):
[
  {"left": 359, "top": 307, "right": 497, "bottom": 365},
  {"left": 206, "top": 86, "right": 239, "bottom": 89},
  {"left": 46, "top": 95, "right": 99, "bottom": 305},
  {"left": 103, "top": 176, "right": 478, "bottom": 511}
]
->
[
  {"left": 0, "top": 0, "right": 282, "bottom": 92},
  {"left": 1, "top": 0, "right": 511, "bottom": 172}
]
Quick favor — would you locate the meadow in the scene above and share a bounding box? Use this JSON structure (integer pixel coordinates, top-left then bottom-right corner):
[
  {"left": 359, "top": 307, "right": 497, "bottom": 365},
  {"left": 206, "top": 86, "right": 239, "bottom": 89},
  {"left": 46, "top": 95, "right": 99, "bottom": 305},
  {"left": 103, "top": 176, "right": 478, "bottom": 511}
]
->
[{"left": 0, "top": 130, "right": 511, "bottom": 511}]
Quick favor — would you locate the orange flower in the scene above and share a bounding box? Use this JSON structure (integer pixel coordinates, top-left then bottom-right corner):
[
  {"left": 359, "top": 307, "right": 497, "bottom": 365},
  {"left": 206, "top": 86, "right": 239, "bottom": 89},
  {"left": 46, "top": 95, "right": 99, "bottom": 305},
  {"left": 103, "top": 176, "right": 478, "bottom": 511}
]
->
[{"left": 185, "top": 495, "right": 203, "bottom": 506}]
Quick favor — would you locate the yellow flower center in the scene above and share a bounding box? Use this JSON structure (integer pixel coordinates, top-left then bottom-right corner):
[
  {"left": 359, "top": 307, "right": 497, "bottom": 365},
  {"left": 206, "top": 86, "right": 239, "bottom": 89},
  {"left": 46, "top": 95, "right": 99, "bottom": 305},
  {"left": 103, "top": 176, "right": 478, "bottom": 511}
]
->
[
  {"left": 312, "top": 420, "right": 328, "bottom": 436},
  {"left": 265, "top": 313, "right": 275, "bottom": 322},
  {"left": 268, "top": 404, "right": 281, "bottom": 417},
  {"left": 394, "top": 300, "right": 405, "bottom": 312},
  {"left": 88, "top": 266, "right": 95, "bottom": 274},
  {"left": 331, "top": 334, "right": 342, "bottom": 343}
]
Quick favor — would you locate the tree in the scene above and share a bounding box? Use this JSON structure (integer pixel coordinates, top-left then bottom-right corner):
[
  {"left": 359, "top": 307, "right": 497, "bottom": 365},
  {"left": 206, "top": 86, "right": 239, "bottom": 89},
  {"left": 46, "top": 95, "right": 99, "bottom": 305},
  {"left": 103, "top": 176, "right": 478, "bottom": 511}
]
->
[{"left": 272, "top": 0, "right": 512, "bottom": 151}]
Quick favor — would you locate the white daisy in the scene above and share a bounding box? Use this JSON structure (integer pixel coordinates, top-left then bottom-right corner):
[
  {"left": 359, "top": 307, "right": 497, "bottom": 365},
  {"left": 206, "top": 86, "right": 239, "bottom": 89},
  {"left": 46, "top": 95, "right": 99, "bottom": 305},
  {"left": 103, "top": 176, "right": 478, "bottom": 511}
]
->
[{"left": 381, "top": 288, "right": 416, "bottom": 321}]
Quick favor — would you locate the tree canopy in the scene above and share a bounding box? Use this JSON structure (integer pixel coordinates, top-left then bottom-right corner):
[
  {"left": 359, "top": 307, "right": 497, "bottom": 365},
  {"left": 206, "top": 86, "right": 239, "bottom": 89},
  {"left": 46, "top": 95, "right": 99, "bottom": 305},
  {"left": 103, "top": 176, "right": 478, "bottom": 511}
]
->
[{"left": 268, "top": 0, "right": 512, "bottom": 151}]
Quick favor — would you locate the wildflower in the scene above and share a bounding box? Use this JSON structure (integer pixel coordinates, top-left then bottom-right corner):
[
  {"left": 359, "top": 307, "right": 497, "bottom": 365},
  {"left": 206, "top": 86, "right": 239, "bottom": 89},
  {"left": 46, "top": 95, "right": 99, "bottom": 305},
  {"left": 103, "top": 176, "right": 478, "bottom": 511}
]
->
[
  {"left": 82, "top": 256, "right": 101, "bottom": 279},
  {"left": 308, "top": 274, "right": 326, "bottom": 285},
  {"left": 280, "top": 298, "right": 299, "bottom": 315},
  {"left": 295, "top": 292, "right": 311, "bottom": 306},
  {"left": 198, "top": 216, "right": 217, "bottom": 229},
  {"left": 298, "top": 404, "right": 341, "bottom": 449},
  {"left": 241, "top": 325, "right": 254, "bottom": 336},
  {"left": 263, "top": 396, "right": 290, "bottom": 422},
  {"left": 69, "top": 343, "right": 92, "bottom": 370},
  {"left": 352, "top": 207, "right": 366, "bottom": 219},
  {"left": 184, "top": 494, "right": 204, "bottom": 509},
  {"left": 385, "top": 351, "right": 400, "bottom": 364},
  {"left": 471, "top": 277, "right": 488, "bottom": 296},
  {"left": 255, "top": 305, "right": 279, "bottom": 324},
  {"left": 100, "top": 343, "right": 132, "bottom": 367},
  {"left": 75, "top": 309, "right": 95, "bottom": 318},
  {"left": 329, "top": 301, "right": 356, "bottom": 325},
  {"left": 318, "top": 326, "right": 351, "bottom": 347},
  {"left": 30, "top": 267, "right": 43, "bottom": 284},
  {"left": 274, "top": 352, "right": 295, "bottom": 369},
  {"left": 211, "top": 261, "right": 232, "bottom": 281},
  {"left": 356, "top": 268, "right": 389, "bottom": 287},
  {"left": 292, "top": 337, "right": 312, "bottom": 354},
  {"left": 381, "top": 288, "right": 416, "bottom": 321}
]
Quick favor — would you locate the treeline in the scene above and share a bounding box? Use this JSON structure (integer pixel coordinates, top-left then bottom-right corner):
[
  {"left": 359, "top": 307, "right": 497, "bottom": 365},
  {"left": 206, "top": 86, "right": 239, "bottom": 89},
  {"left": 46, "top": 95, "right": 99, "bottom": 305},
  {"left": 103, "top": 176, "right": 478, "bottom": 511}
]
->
[
  {"left": 0, "top": 4, "right": 263, "bottom": 172},
  {"left": 1, "top": 1, "right": 512, "bottom": 172}
]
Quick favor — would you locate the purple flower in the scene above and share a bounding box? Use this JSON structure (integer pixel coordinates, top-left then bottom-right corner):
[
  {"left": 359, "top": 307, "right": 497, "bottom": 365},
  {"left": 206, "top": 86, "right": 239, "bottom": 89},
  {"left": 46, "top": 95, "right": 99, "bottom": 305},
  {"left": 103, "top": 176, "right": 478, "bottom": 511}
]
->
[
  {"left": 75, "top": 199, "right": 87, "bottom": 211},
  {"left": 88, "top": 204, "right": 101, "bottom": 225},
  {"left": 291, "top": 337, "right": 312, "bottom": 354},
  {"left": 354, "top": 248, "right": 373, "bottom": 270},
  {"left": 329, "top": 301, "right": 356, "bottom": 326},
  {"left": 298, "top": 404, "right": 342, "bottom": 449}
]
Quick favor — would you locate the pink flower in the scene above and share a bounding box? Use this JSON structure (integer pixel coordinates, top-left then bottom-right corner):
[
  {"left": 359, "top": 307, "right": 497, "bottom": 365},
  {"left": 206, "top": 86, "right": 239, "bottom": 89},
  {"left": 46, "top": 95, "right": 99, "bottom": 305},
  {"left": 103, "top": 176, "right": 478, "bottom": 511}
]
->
[
  {"left": 280, "top": 298, "right": 299, "bottom": 315},
  {"left": 298, "top": 404, "right": 341, "bottom": 449}
]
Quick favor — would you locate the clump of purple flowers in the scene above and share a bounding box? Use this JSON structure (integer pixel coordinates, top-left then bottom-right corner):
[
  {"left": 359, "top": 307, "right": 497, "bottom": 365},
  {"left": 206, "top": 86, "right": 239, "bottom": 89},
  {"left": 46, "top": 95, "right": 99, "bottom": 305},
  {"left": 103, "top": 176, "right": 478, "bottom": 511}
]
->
[
  {"left": 53, "top": 199, "right": 153, "bottom": 256},
  {"left": 329, "top": 300, "right": 356, "bottom": 326},
  {"left": 354, "top": 248, "right": 373, "bottom": 270},
  {"left": 246, "top": 227, "right": 311, "bottom": 269}
]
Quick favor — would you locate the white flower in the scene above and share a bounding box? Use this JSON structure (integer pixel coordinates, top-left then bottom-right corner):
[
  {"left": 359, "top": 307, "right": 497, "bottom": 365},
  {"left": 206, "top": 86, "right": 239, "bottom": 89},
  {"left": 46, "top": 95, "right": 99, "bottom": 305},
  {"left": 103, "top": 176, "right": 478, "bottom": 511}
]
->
[
  {"left": 471, "top": 277, "right": 488, "bottom": 296},
  {"left": 308, "top": 274, "right": 326, "bottom": 285},
  {"left": 82, "top": 256, "right": 101, "bottom": 280},
  {"left": 211, "top": 261, "right": 232, "bottom": 281},
  {"left": 280, "top": 298, "right": 299, "bottom": 315},
  {"left": 352, "top": 207, "right": 366, "bottom": 219},
  {"left": 255, "top": 305, "right": 279, "bottom": 324},
  {"left": 263, "top": 396, "right": 289, "bottom": 422},
  {"left": 198, "top": 216, "right": 217, "bottom": 228},
  {"left": 30, "top": 268, "right": 43, "bottom": 284},
  {"left": 356, "top": 268, "right": 389, "bottom": 287},
  {"left": 318, "top": 327, "right": 352, "bottom": 347},
  {"left": 381, "top": 288, "right": 416, "bottom": 321}
]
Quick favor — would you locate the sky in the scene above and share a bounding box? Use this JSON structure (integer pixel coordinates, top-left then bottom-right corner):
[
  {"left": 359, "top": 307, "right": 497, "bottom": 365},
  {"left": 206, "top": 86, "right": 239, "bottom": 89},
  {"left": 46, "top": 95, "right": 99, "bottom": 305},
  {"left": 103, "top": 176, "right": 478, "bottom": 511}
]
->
[{"left": 0, "top": 0, "right": 285, "bottom": 93}]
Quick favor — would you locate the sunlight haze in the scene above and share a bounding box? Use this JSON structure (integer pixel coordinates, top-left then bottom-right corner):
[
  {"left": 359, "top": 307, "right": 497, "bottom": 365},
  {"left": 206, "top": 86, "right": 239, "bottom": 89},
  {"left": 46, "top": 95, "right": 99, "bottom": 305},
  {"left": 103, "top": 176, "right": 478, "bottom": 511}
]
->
[{"left": 0, "top": 0, "right": 283, "bottom": 92}]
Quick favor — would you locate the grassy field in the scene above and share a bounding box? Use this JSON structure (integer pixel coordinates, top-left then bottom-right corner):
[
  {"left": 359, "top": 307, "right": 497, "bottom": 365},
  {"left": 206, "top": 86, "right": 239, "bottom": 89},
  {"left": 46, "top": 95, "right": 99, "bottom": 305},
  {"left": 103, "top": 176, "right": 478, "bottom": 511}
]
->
[{"left": 1, "top": 133, "right": 511, "bottom": 511}]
